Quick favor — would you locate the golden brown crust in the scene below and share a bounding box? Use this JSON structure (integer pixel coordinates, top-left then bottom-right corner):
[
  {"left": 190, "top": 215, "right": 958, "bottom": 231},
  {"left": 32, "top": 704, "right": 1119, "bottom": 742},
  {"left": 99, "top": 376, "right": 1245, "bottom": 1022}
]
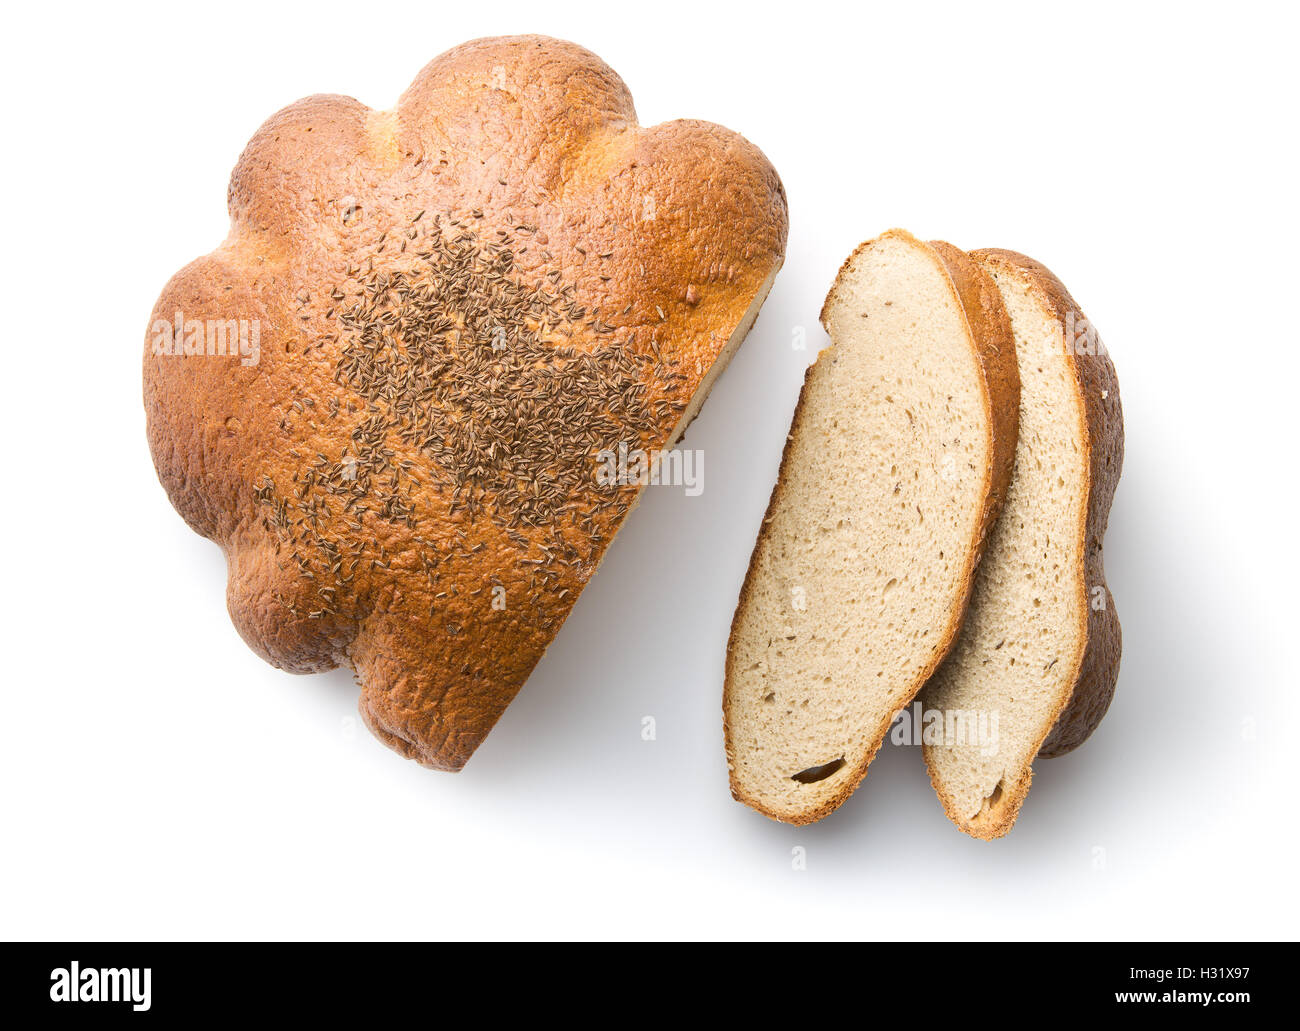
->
[
  {"left": 926, "top": 248, "right": 1123, "bottom": 840},
  {"left": 144, "top": 35, "right": 787, "bottom": 770},
  {"left": 723, "top": 230, "right": 1018, "bottom": 825}
]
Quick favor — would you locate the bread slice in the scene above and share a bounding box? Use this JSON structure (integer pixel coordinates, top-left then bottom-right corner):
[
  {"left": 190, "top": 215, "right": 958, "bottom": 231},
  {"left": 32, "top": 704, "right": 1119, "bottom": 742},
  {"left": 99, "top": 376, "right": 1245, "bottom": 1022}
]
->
[
  {"left": 920, "top": 250, "right": 1123, "bottom": 838},
  {"left": 724, "top": 230, "right": 1019, "bottom": 824}
]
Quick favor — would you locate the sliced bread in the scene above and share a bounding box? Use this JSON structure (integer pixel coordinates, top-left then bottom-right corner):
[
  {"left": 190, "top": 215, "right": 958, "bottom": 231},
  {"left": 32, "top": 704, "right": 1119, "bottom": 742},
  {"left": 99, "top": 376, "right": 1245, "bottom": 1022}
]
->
[
  {"left": 723, "top": 230, "right": 1019, "bottom": 824},
  {"left": 920, "top": 250, "right": 1124, "bottom": 839}
]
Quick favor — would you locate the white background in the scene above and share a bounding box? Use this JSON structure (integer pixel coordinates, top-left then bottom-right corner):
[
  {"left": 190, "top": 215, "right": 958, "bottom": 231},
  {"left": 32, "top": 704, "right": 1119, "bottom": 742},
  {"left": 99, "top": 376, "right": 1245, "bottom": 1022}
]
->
[{"left": 1, "top": 1, "right": 1295, "bottom": 941}]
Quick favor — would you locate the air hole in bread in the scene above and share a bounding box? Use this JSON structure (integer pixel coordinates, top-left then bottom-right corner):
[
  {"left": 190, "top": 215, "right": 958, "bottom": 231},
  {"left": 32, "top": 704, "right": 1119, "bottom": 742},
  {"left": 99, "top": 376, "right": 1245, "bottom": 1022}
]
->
[{"left": 791, "top": 758, "right": 846, "bottom": 784}]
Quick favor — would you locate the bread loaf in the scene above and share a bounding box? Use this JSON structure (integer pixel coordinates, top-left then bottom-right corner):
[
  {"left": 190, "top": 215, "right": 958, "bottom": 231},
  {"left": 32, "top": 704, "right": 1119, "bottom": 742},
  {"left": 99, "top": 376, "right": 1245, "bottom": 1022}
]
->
[
  {"left": 144, "top": 35, "right": 788, "bottom": 770},
  {"left": 723, "top": 230, "right": 1018, "bottom": 824}
]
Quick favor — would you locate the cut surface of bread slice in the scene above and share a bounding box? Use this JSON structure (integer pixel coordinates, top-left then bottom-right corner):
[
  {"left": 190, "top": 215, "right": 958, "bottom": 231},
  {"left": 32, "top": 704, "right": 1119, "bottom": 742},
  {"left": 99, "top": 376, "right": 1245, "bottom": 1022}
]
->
[
  {"left": 724, "top": 230, "right": 1019, "bottom": 824},
  {"left": 921, "top": 249, "right": 1123, "bottom": 839}
]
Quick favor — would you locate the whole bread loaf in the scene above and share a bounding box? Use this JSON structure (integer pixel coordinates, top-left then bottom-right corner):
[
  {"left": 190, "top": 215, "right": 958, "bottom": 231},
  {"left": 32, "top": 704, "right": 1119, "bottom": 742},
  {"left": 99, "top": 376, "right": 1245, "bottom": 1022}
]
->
[{"left": 144, "top": 35, "right": 788, "bottom": 770}]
